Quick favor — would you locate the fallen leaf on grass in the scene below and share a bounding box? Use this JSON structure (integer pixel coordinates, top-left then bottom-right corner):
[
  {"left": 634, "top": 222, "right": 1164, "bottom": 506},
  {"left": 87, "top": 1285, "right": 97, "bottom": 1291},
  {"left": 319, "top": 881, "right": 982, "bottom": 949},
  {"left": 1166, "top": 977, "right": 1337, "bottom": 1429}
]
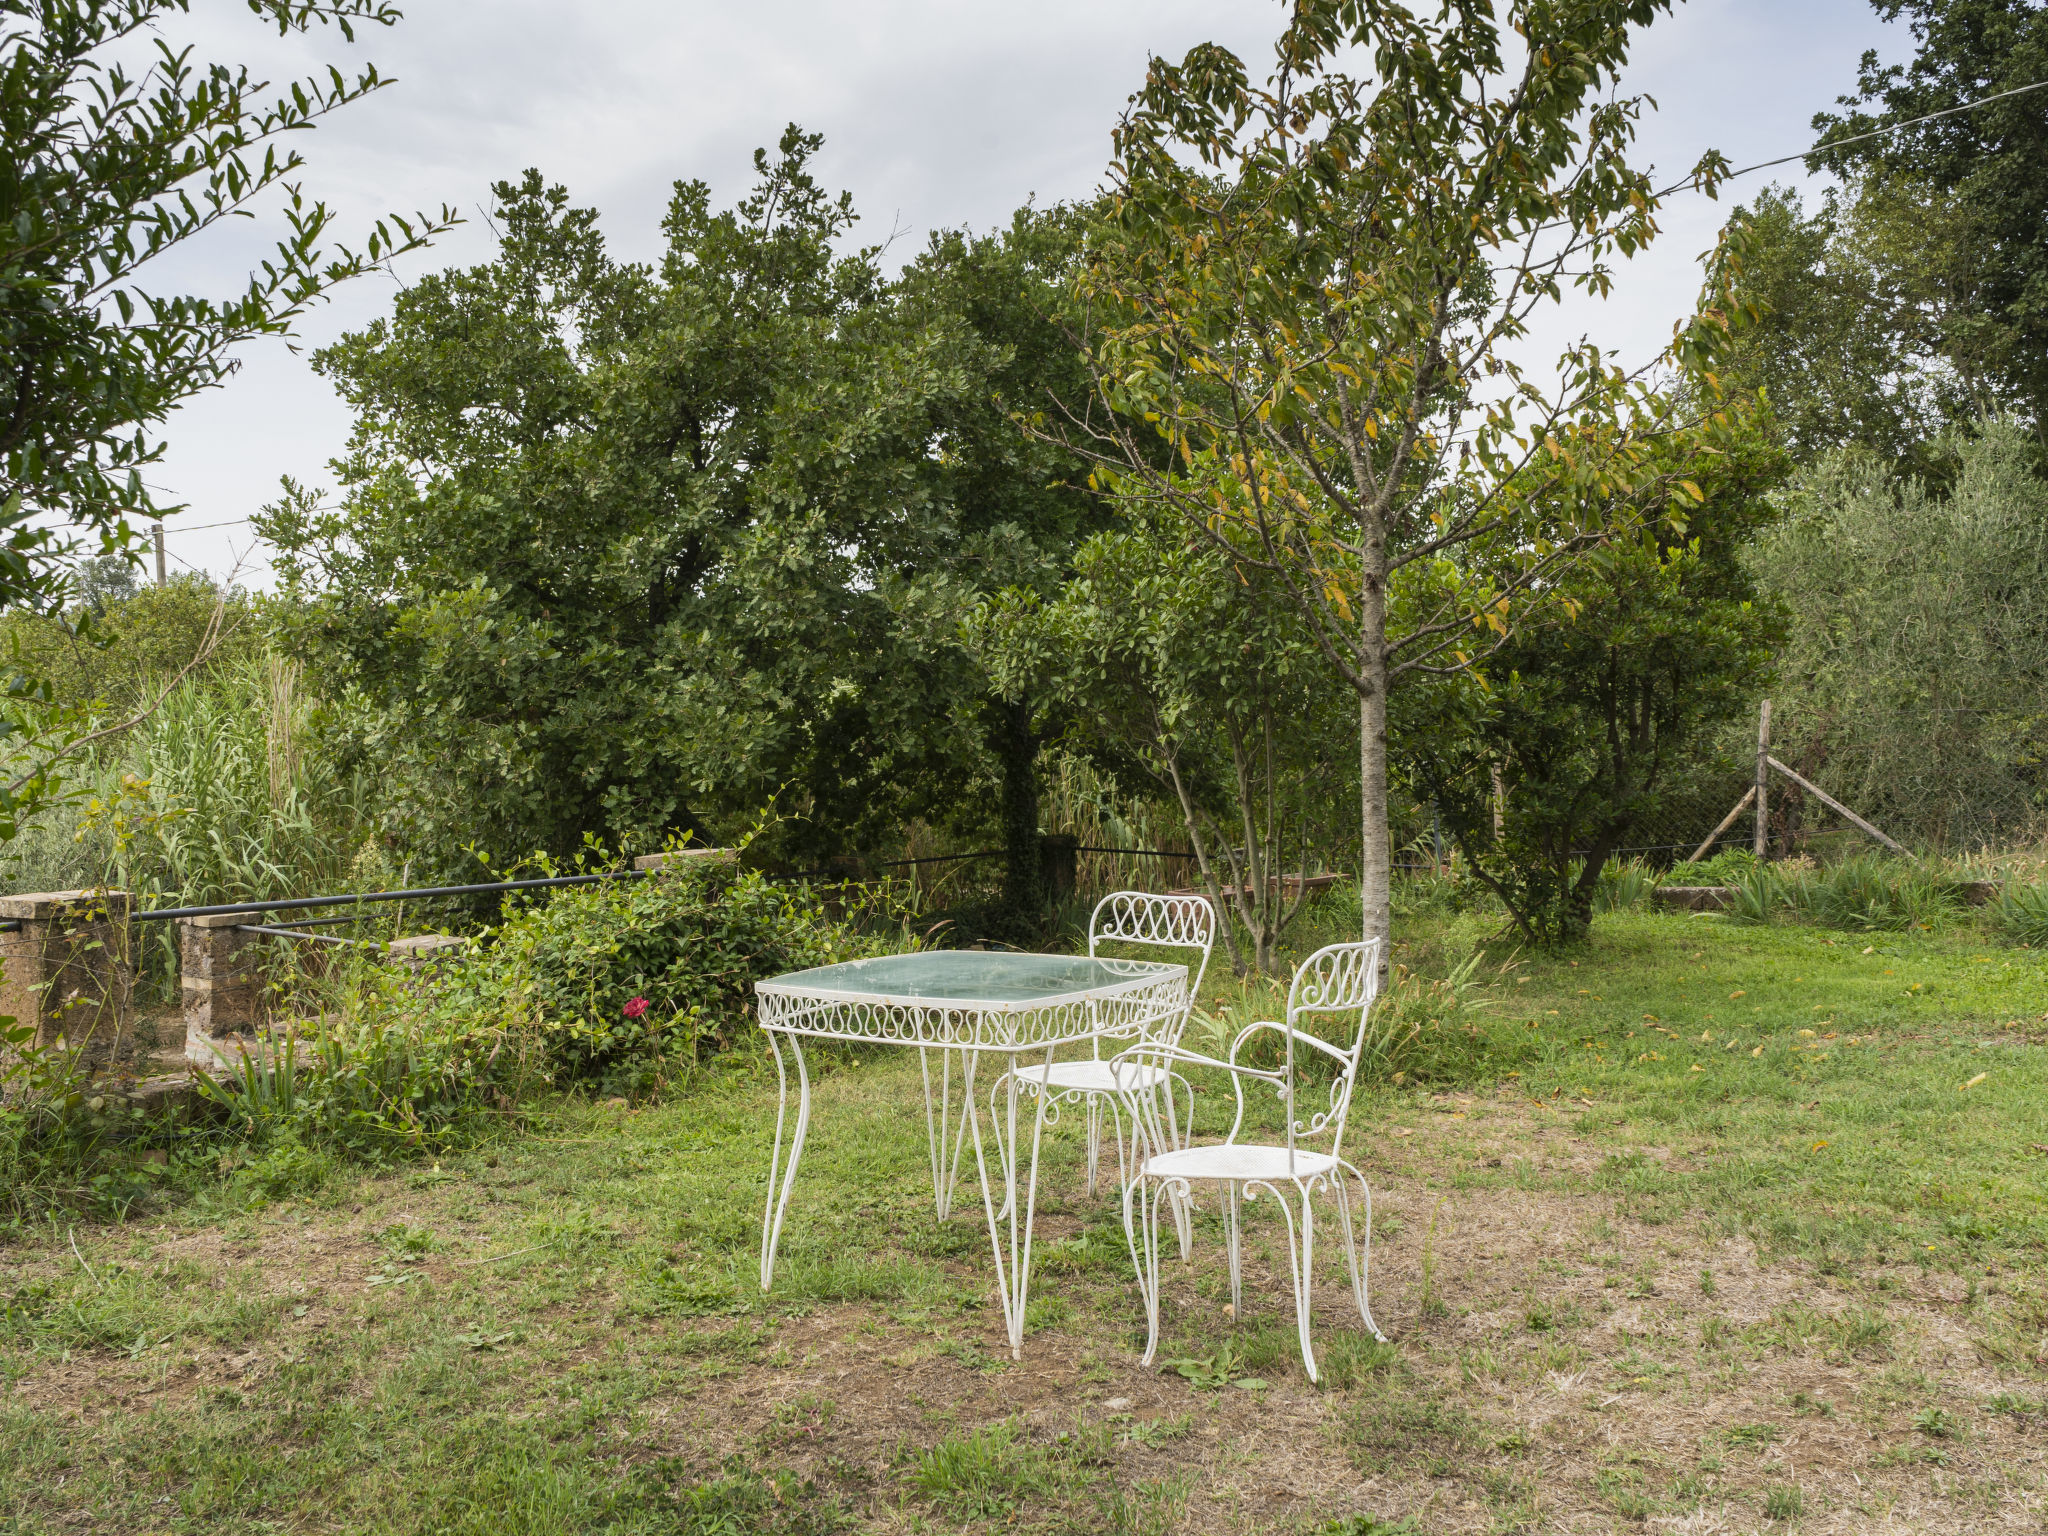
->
[{"left": 1961, "top": 1073, "right": 1988, "bottom": 1091}]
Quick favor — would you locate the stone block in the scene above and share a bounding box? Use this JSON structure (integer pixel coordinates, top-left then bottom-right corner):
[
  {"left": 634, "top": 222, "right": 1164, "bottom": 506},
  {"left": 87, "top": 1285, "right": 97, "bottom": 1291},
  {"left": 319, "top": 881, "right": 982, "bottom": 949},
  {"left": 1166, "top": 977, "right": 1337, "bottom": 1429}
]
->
[
  {"left": 632, "top": 848, "right": 737, "bottom": 873},
  {"left": 1652, "top": 885, "right": 1733, "bottom": 912},
  {"left": 180, "top": 915, "right": 264, "bottom": 1038},
  {"left": 0, "top": 889, "right": 137, "bottom": 1067}
]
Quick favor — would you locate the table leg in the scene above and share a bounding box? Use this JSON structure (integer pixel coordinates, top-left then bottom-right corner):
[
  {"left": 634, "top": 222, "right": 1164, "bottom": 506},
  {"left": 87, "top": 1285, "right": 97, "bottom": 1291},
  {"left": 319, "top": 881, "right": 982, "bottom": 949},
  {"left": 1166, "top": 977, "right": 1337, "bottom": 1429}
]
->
[
  {"left": 969, "top": 1042, "right": 1058, "bottom": 1358},
  {"left": 919, "top": 1046, "right": 972, "bottom": 1220},
  {"left": 758, "top": 1029, "right": 811, "bottom": 1290}
]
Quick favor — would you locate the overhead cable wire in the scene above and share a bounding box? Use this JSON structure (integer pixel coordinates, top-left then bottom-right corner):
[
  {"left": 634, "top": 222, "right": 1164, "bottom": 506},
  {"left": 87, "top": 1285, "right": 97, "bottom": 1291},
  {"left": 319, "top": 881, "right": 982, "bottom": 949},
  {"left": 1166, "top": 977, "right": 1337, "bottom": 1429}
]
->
[{"left": 1676, "top": 76, "right": 2048, "bottom": 194}]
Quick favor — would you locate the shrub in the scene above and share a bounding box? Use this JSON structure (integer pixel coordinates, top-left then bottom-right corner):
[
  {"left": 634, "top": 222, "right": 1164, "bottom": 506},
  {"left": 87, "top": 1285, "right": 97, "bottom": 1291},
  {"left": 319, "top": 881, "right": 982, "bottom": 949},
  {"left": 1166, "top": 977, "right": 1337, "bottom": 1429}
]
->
[
  {"left": 199, "top": 971, "right": 528, "bottom": 1162},
  {"left": 436, "top": 858, "right": 853, "bottom": 1091},
  {"left": 1592, "top": 858, "right": 1656, "bottom": 913},
  {"left": 1665, "top": 848, "right": 1758, "bottom": 886},
  {"left": 1357, "top": 951, "right": 1524, "bottom": 1087},
  {"left": 1725, "top": 862, "right": 1784, "bottom": 924},
  {"left": 1784, "top": 854, "right": 1961, "bottom": 930},
  {"left": 1995, "top": 878, "right": 2048, "bottom": 946}
]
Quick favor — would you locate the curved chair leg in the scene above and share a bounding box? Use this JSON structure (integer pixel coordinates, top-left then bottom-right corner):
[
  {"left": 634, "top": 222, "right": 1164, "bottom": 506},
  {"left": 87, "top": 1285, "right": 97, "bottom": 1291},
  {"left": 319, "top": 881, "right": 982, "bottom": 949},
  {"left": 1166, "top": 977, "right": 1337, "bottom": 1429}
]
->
[
  {"left": 1247, "top": 1177, "right": 1319, "bottom": 1384},
  {"left": 1084, "top": 1095, "right": 1103, "bottom": 1196},
  {"left": 759, "top": 1030, "right": 811, "bottom": 1290},
  {"left": 1333, "top": 1159, "right": 1388, "bottom": 1342},
  {"left": 1100, "top": 1090, "right": 1129, "bottom": 1196},
  {"left": 1122, "top": 1173, "right": 1166, "bottom": 1368},
  {"left": 1223, "top": 1180, "right": 1244, "bottom": 1317}
]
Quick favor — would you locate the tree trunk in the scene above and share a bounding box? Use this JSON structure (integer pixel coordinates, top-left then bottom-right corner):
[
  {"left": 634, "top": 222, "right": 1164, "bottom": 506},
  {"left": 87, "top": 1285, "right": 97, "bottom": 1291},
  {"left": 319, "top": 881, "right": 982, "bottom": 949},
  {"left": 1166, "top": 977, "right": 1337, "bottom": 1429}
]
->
[
  {"left": 994, "top": 699, "right": 1042, "bottom": 927},
  {"left": 1359, "top": 558, "right": 1392, "bottom": 969}
]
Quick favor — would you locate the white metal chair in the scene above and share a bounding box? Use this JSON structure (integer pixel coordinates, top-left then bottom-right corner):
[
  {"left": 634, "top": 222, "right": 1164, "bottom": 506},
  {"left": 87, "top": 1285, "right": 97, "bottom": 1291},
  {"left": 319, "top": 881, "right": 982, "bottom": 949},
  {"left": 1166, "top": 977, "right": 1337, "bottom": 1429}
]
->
[
  {"left": 1111, "top": 938, "right": 1387, "bottom": 1385},
  {"left": 990, "top": 891, "right": 1216, "bottom": 1210}
]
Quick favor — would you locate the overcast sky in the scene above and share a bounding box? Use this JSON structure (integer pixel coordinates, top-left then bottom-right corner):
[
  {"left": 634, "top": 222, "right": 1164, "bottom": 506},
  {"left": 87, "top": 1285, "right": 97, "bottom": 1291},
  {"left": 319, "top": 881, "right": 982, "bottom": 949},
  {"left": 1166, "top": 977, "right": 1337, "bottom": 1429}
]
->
[{"left": 138, "top": 0, "right": 1905, "bottom": 586}]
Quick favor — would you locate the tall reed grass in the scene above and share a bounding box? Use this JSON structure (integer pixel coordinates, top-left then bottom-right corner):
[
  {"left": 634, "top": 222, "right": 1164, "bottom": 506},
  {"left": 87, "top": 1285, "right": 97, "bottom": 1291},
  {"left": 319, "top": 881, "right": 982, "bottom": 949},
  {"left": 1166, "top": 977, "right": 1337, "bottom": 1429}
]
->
[{"left": 2, "top": 652, "right": 378, "bottom": 997}]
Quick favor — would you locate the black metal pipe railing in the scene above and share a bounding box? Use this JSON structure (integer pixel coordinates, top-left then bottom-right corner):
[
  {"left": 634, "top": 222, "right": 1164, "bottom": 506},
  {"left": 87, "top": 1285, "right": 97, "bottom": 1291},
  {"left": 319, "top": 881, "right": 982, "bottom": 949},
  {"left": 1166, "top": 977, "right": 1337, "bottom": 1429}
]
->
[
  {"left": 235, "top": 923, "right": 380, "bottom": 947},
  {"left": 132, "top": 869, "right": 645, "bottom": 923}
]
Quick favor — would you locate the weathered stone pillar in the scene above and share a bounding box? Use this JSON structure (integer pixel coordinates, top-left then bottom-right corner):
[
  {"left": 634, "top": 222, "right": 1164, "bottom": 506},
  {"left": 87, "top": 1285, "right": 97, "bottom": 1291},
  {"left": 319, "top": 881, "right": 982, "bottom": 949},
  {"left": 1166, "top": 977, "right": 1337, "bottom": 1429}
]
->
[
  {"left": 0, "top": 890, "right": 136, "bottom": 1067},
  {"left": 180, "top": 913, "right": 264, "bottom": 1038}
]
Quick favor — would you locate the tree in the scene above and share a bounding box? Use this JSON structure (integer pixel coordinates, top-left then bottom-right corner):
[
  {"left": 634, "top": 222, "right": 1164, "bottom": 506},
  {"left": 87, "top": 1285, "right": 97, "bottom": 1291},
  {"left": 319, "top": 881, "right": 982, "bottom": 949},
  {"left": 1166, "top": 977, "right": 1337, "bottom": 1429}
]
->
[
  {"left": 970, "top": 505, "right": 1355, "bottom": 974},
  {"left": 1813, "top": 0, "right": 2048, "bottom": 432},
  {"left": 2, "top": 0, "right": 454, "bottom": 603},
  {"left": 1716, "top": 185, "right": 1950, "bottom": 469},
  {"left": 1052, "top": 0, "right": 1739, "bottom": 962},
  {"left": 265, "top": 139, "right": 1097, "bottom": 883},
  {"left": 1405, "top": 425, "right": 1787, "bottom": 944},
  {"left": 0, "top": 0, "right": 451, "bottom": 839},
  {"left": 1754, "top": 420, "right": 2048, "bottom": 847}
]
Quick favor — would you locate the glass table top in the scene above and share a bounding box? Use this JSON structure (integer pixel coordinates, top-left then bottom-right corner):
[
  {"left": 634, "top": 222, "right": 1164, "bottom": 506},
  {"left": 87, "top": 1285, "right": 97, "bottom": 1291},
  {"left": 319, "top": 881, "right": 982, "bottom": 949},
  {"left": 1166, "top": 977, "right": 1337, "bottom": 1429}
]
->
[{"left": 759, "top": 950, "right": 1180, "bottom": 1007}]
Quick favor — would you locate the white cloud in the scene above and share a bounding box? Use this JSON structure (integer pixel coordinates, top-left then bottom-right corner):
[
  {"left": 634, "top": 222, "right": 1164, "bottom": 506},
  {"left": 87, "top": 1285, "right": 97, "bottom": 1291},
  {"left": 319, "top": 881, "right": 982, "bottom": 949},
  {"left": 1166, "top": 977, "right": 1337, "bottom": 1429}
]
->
[{"left": 137, "top": 0, "right": 1903, "bottom": 582}]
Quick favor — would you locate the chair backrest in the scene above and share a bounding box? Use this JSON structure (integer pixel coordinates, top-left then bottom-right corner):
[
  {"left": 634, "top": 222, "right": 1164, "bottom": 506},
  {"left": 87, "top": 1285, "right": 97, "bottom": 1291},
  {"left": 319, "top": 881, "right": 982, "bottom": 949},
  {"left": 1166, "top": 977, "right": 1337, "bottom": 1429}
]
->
[
  {"left": 1274, "top": 939, "right": 1385, "bottom": 1167},
  {"left": 1087, "top": 890, "right": 1217, "bottom": 1048}
]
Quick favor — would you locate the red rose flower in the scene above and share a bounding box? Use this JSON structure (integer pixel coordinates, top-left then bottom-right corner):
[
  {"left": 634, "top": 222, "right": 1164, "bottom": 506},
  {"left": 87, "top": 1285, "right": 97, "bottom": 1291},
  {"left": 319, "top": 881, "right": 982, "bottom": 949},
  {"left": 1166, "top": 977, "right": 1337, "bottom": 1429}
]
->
[{"left": 623, "top": 996, "right": 650, "bottom": 1019}]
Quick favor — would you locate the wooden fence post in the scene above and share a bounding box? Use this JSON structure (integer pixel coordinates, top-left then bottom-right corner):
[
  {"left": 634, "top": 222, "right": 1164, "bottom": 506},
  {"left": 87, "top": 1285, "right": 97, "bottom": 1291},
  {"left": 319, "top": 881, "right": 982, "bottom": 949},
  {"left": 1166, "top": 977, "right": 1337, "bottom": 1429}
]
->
[{"left": 1754, "top": 699, "right": 1771, "bottom": 860}]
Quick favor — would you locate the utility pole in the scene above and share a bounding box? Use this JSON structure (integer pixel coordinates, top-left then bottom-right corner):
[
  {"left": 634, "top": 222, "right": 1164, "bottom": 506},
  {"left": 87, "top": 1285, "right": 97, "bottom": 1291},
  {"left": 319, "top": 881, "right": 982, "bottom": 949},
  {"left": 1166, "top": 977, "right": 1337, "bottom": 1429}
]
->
[
  {"left": 151, "top": 521, "right": 166, "bottom": 586},
  {"left": 1754, "top": 698, "right": 1771, "bottom": 860}
]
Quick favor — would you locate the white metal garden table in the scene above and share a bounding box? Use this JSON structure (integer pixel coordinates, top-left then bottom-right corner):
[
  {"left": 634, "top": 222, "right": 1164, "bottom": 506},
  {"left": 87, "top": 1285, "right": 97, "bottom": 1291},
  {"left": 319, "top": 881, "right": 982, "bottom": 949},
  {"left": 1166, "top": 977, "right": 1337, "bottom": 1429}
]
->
[{"left": 755, "top": 950, "right": 1188, "bottom": 1356}]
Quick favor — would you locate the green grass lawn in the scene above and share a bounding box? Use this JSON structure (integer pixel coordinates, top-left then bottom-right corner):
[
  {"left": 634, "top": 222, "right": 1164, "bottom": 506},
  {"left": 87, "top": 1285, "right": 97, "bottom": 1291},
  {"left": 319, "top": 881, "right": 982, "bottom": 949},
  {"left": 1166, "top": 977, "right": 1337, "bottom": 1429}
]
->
[{"left": 3, "top": 904, "right": 2047, "bottom": 1533}]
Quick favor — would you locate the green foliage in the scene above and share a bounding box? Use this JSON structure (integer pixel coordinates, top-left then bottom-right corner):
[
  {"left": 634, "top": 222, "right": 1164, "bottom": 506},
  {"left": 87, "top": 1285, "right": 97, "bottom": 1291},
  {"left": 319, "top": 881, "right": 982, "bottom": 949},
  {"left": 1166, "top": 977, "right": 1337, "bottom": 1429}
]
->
[
  {"left": 1666, "top": 848, "right": 1759, "bottom": 886},
  {"left": 1813, "top": 0, "right": 2048, "bottom": 427},
  {"left": 263, "top": 137, "right": 1095, "bottom": 878},
  {"left": 1725, "top": 861, "right": 1783, "bottom": 925},
  {"left": 1994, "top": 877, "right": 2048, "bottom": 946},
  {"left": 196, "top": 855, "right": 861, "bottom": 1159},
  {"left": 1358, "top": 950, "right": 1516, "bottom": 1088},
  {"left": 1755, "top": 424, "right": 2048, "bottom": 847},
  {"left": 0, "top": 575, "right": 261, "bottom": 719},
  {"left": 1070, "top": 0, "right": 1754, "bottom": 961},
  {"left": 1726, "top": 855, "right": 1971, "bottom": 933},
  {"left": 439, "top": 859, "right": 850, "bottom": 1090},
  {"left": 0, "top": 0, "right": 448, "bottom": 843},
  {"left": 1788, "top": 856, "right": 1964, "bottom": 932},
  {"left": 197, "top": 970, "right": 521, "bottom": 1162},
  {"left": 912, "top": 1420, "right": 1055, "bottom": 1519},
  {"left": 0, "top": 0, "right": 452, "bottom": 611},
  {"left": 1593, "top": 859, "right": 1657, "bottom": 914},
  {"left": 1715, "top": 184, "right": 1953, "bottom": 468},
  {"left": 1405, "top": 431, "right": 1787, "bottom": 945},
  {"left": 971, "top": 503, "right": 1356, "bottom": 974},
  {"left": 4, "top": 644, "right": 375, "bottom": 998}
]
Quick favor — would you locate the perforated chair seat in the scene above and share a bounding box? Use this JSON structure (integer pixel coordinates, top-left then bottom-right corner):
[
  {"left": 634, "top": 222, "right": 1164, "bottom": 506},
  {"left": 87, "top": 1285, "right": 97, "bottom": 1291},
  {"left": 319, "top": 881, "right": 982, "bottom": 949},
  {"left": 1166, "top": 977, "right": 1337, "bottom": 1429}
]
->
[{"left": 1140, "top": 1143, "right": 1339, "bottom": 1184}]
